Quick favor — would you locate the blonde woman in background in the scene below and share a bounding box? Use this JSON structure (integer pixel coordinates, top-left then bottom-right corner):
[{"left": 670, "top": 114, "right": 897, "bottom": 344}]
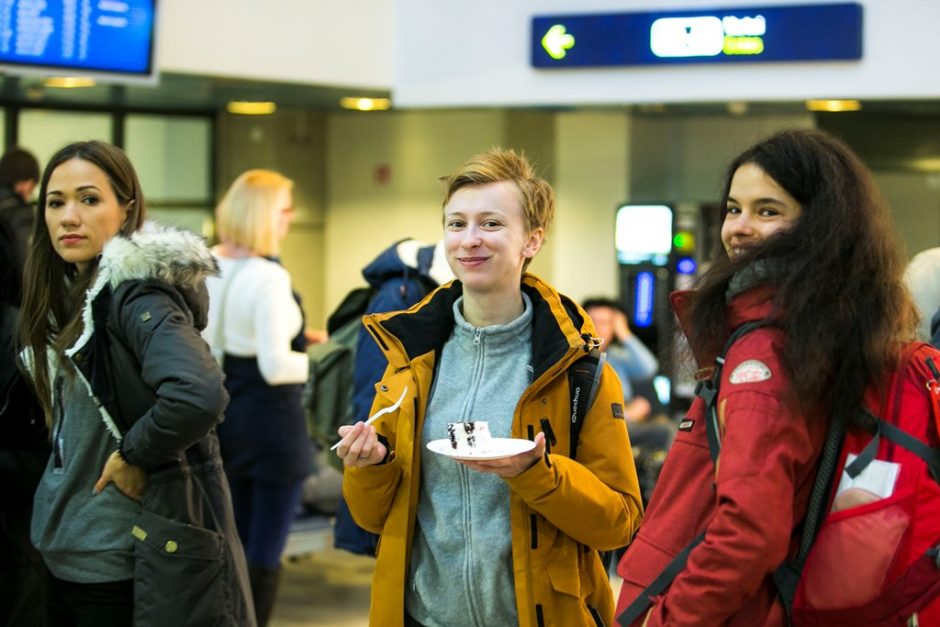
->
[{"left": 204, "top": 170, "right": 311, "bottom": 627}]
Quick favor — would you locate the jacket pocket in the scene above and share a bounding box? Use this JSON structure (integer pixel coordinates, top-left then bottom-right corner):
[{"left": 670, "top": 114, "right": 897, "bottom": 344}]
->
[
  {"left": 799, "top": 487, "right": 914, "bottom": 611},
  {"left": 545, "top": 536, "right": 611, "bottom": 625},
  {"left": 617, "top": 533, "right": 675, "bottom": 612},
  {"left": 131, "top": 509, "right": 235, "bottom": 627}
]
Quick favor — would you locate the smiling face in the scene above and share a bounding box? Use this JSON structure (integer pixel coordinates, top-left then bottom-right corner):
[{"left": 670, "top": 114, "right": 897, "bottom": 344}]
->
[
  {"left": 443, "top": 181, "right": 544, "bottom": 298},
  {"left": 45, "top": 157, "right": 129, "bottom": 273},
  {"left": 721, "top": 162, "right": 803, "bottom": 259}
]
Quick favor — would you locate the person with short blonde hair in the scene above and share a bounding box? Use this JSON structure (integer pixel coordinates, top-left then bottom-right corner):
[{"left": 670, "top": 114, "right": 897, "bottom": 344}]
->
[
  {"left": 441, "top": 148, "right": 554, "bottom": 271},
  {"left": 338, "top": 147, "right": 642, "bottom": 627},
  {"left": 215, "top": 169, "right": 294, "bottom": 258}
]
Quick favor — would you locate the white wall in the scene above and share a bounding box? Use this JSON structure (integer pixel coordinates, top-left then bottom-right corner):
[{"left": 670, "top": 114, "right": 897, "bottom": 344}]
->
[
  {"left": 394, "top": 0, "right": 940, "bottom": 107},
  {"left": 875, "top": 171, "right": 940, "bottom": 259},
  {"left": 551, "top": 111, "right": 630, "bottom": 303},
  {"left": 158, "top": 0, "right": 394, "bottom": 88}
]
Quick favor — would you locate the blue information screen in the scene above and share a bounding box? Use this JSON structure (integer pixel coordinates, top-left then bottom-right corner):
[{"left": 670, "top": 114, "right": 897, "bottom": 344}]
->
[
  {"left": 532, "top": 3, "right": 862, "bottom": 68},
  {"left": 633, "top": 271, "right": 655, "bottom": 329},
  {"left": 0, "top": 0, "right": 156, "bottom": 76}
]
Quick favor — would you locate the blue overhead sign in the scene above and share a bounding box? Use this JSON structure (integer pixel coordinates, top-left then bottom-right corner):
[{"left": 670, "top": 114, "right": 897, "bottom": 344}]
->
[{"left": 532, "top": 3, "right": 862, "bottom": 68}]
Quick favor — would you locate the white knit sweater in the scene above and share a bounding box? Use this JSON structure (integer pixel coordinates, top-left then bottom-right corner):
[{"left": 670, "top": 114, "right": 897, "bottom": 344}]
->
[{"left": 203, "top": 254, "right": 308, "bottom": 385}]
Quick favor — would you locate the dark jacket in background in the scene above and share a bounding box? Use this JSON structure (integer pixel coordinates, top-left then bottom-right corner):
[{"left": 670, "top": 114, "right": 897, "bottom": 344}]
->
[
  {"left": 0, "top": 184, "right": 33, "bottom": 269},
  {"left": 334, "top": 239, "right": 444, "bottom": 556},
  {"left": 0, "top": 303, "right": 49, "bottom": 626}
]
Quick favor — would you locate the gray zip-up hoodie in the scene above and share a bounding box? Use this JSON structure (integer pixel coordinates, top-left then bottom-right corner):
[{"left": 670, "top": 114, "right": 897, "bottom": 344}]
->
[{"left": 406, "top": 294, "right": 533, "bottom": 627}]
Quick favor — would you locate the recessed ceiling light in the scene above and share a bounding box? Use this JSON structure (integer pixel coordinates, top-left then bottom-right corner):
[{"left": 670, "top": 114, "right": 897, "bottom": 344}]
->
[
  {"left": 339, "top": 97, "right": 391, "bottom": 111},
  {"left": 43, "top": 77, "right": 96, "bottom": 88},
  {"left": 226, "top": 101, "right": 277, "bottom": 115},
  {"left": 805, "top": 99, "right": 862, "bottom": 112},
  {"left": 726, "top": 101, "right": 749, "bottom": 115}
]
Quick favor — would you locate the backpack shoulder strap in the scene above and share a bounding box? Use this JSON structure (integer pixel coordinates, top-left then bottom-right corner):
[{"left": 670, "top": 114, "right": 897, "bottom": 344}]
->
[
  {"left": 697, "top": 320, "right": 775, "bottom": 462},
  {"left": 567, "top": 347, "right": 605, "bottom": 460},
  {"left": 619, "top": 319, "right": 772, "bottom": 625}
]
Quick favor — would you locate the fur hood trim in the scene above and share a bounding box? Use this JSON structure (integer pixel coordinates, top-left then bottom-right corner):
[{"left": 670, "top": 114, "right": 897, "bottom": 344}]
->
[
  {"left": 99, "top": 224, "right": 219, "bottom": 290},
  {"left": 66, "top": 225, "right": 218, "bottom": 360}
]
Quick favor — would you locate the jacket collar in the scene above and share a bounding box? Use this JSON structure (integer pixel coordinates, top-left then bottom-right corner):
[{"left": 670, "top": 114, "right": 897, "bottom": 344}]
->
[
  {"left": 366, "top": 273, "right": 595, "bottom": 380},
  {"left": 672, "top": 285, "right": 777, "bottom": 367}
]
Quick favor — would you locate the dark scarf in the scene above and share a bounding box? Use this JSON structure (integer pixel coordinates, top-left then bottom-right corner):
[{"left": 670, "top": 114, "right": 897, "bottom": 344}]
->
[{"left": 725, "top": 258, "right": 778, "bottom": 303}]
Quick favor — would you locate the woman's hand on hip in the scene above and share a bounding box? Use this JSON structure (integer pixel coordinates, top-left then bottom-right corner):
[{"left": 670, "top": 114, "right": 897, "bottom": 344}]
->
[
  {"left": 336, "top": 422, "right": 388, "bottom": 468},
  {"left": 94, "top": 450, "right": 147, "bottom": 501}
]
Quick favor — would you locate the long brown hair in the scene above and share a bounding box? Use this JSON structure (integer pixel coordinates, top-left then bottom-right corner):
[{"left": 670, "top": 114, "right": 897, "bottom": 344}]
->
[
  {"left": 20, "top": 141, "right": 146, "bottom": 421},
  {"left": 688, "top": 128, "right": 916, "bottom": 427}
]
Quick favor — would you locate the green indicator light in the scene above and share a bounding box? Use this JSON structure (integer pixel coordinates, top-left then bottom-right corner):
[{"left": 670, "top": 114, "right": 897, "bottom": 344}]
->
[
  {"left": 542, "top": 24, "right": 575, "bottom": 60},
  {"left": 673, "top": 232, "right": 695, "bottom": 250}
]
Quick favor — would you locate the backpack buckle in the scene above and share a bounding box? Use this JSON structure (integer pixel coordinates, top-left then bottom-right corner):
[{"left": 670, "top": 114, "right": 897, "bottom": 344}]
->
[{"left": 930, "top": 545, "right": 940, "bottom": 569}]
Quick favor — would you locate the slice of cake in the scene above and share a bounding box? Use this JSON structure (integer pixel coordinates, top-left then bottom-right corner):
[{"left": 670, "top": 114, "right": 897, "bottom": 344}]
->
[{"left": 446, "top": 421, "right": 493, "bottom": 455}]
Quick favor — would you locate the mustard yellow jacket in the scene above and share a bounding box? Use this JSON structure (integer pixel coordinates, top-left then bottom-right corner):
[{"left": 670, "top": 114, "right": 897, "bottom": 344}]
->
[{"left": 343, "top": 275, "right": 643, "bottom": 627}]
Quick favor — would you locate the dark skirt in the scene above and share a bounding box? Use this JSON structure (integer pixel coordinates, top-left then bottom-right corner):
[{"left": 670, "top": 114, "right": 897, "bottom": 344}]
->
[{"left": 218, "top": 355, "right": 312, "bottom": 482}]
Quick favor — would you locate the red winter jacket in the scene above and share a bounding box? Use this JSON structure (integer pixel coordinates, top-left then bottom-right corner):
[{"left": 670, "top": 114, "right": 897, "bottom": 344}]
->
[{"left": 616, "top": 287, "right": 828, "bottom": 626}]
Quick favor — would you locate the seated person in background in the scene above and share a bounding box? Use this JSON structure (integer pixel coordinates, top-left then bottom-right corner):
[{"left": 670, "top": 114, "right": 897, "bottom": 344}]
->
[{"left": 583, "top": 297, "right": 675, "bottom": 454}]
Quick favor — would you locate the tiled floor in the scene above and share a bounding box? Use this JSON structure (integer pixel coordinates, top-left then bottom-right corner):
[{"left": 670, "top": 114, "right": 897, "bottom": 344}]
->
[
  {"left": 271, "top": 517, "right": 624, "bottom": 626},
  {"left": 271, "top": 515, "right": 372, "bottom": 626},
  {"left": 271, "top": 548, "right": 374, "bottom": 627}
]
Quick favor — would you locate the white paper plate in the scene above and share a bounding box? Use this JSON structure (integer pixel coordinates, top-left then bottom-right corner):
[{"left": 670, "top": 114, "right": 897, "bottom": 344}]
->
[{"left": 426, "top": 437, "right": 536, "bottom": 461}]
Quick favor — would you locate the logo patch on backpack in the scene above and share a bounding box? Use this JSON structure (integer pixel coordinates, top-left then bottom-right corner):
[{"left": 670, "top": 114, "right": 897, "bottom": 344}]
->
[
  {"left": 729, "top": 359, "right": 772, "bottom": 384},
  {"left": 678, "top": 419, "right": 695, "bottom": 432}
]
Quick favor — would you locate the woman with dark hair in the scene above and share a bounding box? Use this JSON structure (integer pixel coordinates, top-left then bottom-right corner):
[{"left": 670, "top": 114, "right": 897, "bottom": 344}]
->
[
  {"left": 20, "top": 140, "right": 254, "bottom": 625},
  {"left": 616, "top": 128, "right": 917, "bottom": 625}
]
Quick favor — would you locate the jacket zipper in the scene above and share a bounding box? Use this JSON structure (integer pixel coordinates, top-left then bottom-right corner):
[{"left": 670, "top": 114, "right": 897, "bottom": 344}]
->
[{"left": 52, "top": 376, "right": 65, "bottom": 471}]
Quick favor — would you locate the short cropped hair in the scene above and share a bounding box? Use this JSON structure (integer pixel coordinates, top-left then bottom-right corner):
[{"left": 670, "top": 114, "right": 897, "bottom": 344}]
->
[
  {"left": 0, "top": 147, "right": 39, "bottom": 186},
  {"left": 215, "top": 169, "right": 293, "bottom": 257},
  {"left": 440, "top": 148, "right": 555, "bottom": 234},
  {"left": 582, "top": 297, "right": 627, "bottom": 316}
]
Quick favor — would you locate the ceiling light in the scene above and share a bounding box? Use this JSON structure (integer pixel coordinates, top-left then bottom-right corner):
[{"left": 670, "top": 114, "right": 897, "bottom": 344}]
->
[
  {"left": 339, "top": 97, "right": 391, "bottom": 111},
  {"left": 43, "top": 76, "right": 96, "bottom": 88},
  {"left": 726, "top": 101, "right": 749, "bottom": 115},
  {"left": 226, "top": 101, "right": 277, "bottom": 115},
  {"left": 805, "top": 99, "right": 862, "bottom": 112},
  {"left": 908, "top": 158, "right": 940, "bottom": 172}
]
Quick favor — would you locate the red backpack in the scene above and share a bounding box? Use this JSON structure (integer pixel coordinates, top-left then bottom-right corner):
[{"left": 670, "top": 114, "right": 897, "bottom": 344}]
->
[
  {"left": 618, "top": 326, "right": 940, "bottom": 627},
  {"left": 785, "top": 340, "right": 940, "bottom": 625}
]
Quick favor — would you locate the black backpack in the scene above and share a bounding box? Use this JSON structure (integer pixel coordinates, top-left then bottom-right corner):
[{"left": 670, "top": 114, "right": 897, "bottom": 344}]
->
[{"left": 302, "top": 287, "right": 374, "bottom": 452}]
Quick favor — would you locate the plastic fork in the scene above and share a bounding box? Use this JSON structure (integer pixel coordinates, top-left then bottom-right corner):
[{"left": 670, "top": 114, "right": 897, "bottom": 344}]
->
[{"left": 330, "top": 386, "right": 408, "bottom": 451}]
